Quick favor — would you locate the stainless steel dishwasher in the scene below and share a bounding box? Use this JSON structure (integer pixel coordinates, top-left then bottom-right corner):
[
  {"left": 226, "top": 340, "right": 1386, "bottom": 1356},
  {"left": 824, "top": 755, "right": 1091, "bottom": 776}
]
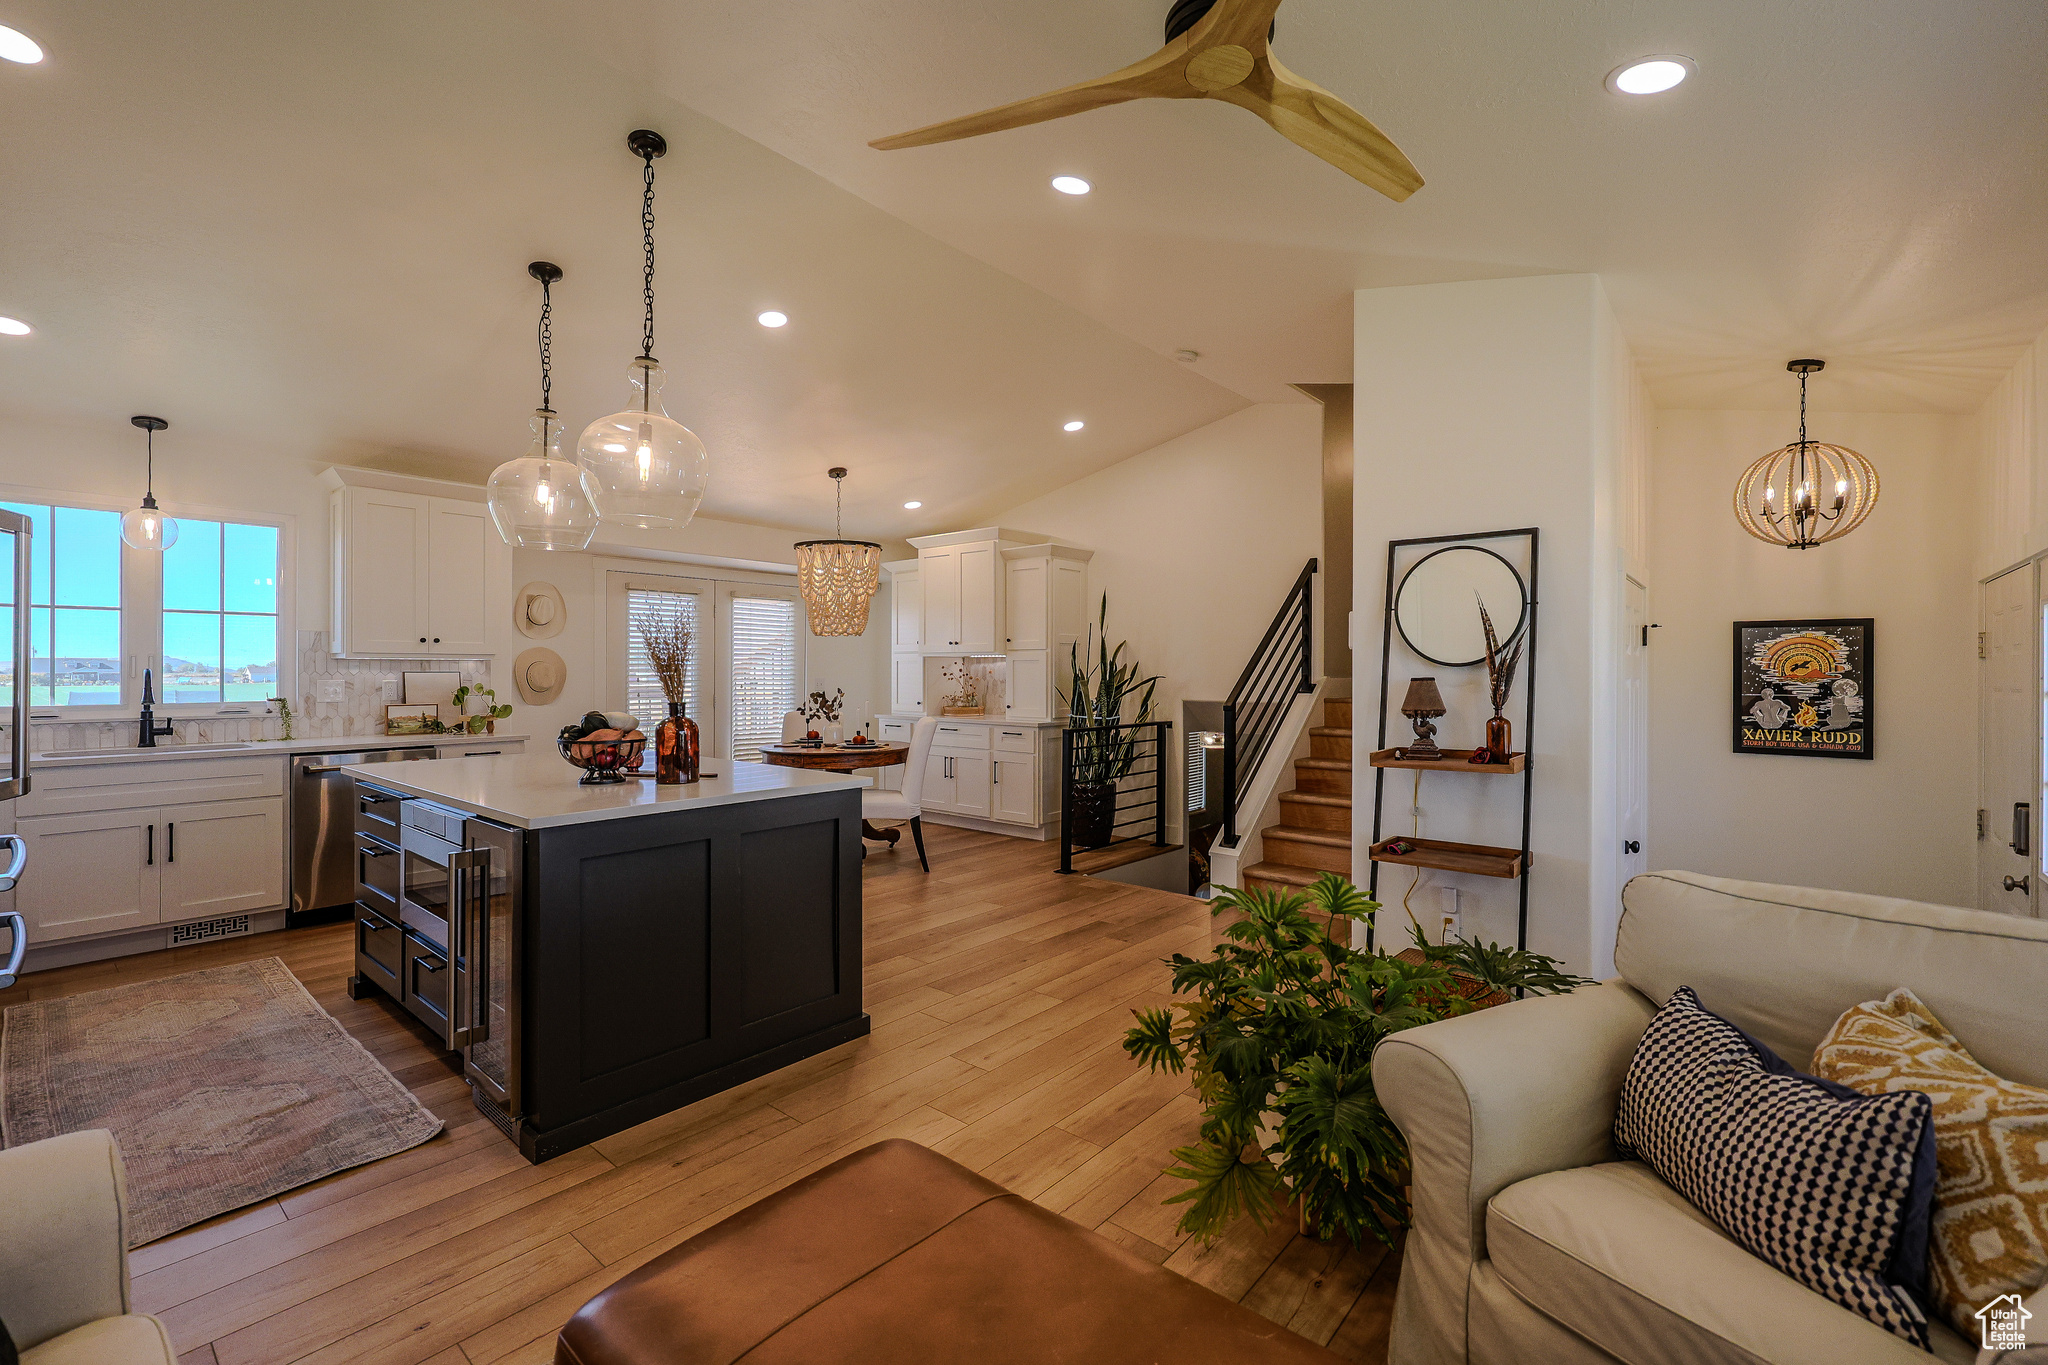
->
[{"left": 290, "top": 746, "right": 438, "bottom": 924}]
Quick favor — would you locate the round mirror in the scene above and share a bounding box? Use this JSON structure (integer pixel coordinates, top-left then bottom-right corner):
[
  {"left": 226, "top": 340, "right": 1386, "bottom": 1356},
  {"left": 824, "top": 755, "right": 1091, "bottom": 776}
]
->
[{"left": 1394, "top": 546, "right": 1527, "bottom": 668}]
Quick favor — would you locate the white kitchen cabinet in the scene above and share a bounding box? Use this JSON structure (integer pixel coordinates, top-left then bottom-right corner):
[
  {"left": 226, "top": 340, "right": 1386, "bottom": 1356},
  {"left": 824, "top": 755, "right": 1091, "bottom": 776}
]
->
[
  {"left": 1003, "top": 545, "right": 1092, "bottom": 654},
  {"left": 872, "top": 717, "right": 914, "bottom": 792},
  {"left": 159, "top": 797, "right": 288, "bottom": 921},
  {"left": 890, "top": 654, "right": 924, "bottom": 713},
  {"left": 15, "top": 787, "right": 287, "bottom": 944},
  {"left": 888, "top": 561, "right": 922, "bottom": 651},
  {"left": 991, "top": 755, "right": 1037, "bottom": 825},
  {"left": 1005, "top": 651, "right": 1054, "bottom": 724},
  {"left": 927, "top": 750, "right": 992, "bottom": 819},
  {"left": 330, "top": 482, "right": 502, "bottom": 657},
  {"left": 917, "top": 539, "right": 1002, "bottom": 654},
  {"left": 426, "top": 499, "right": 491, "bottom": 654},
  {"left": 12, "top": 809, "right": 160, "bottom": 940}
]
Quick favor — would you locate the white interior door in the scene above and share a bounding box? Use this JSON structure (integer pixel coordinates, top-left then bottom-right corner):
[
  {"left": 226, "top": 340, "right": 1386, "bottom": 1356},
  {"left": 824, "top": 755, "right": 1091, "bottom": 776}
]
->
[
  {"left": 1980, "top": 564, "right": 2039, "bottom": 915},
  {"left": 1618, "top": 575, "right": 1650, "bottom": 887}
]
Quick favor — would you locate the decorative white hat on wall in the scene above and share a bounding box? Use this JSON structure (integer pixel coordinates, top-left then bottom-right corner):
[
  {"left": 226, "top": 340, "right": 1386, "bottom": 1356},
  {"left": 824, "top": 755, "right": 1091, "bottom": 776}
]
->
[
  {"left": 516, "top": 581, "right": 567, "bottom": 639},
  {"left": 513, "top": 647, "right": 568, "bottom": 705}
]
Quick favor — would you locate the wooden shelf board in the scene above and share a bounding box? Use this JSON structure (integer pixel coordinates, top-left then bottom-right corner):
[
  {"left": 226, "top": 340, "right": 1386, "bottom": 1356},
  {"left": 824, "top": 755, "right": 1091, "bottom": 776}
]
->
[
  {"left": 1369, "top": 837, "right": 1524, "bottom": 879},
  {"left": 1369, "top": 748, "right": 1525, "bottom": 774}
]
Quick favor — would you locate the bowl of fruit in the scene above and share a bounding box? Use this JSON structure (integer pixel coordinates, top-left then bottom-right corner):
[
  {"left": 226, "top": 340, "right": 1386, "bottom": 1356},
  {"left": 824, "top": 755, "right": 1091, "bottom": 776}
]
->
[{"left": 557, "top": 711, "right": 648, "bottom": 784}]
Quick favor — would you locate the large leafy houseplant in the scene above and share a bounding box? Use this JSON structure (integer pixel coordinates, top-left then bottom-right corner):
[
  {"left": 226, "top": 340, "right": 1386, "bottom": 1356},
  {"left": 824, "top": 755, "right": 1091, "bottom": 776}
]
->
[
  {"left": 1123, "top": 874, "right": 1590, "bottom": 1247},
  {"left": 1059, "top": 595, "right": 1160, "bottom": 846}
]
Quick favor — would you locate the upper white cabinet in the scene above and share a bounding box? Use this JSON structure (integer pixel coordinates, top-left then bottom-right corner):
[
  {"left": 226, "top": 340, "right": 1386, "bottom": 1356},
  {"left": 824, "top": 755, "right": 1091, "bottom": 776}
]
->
[
  {"left": 915, "top": 535, "right": 1002, "bottom": 654},
  {"left": 1003, "top": 545, "right": 1091, "bottom": 654},
  {"left": 329, "top": 477, "right": 505, "bottom": 657},
  {"left": 887, "top": 560, "right": 922, "bottom": 651}
]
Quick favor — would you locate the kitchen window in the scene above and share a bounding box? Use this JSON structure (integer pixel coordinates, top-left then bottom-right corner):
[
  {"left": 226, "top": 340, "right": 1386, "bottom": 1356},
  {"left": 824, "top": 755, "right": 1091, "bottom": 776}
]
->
[
  {"left": 0, "top": 489, "right": 290, "bottom": 716},
  {"left": 604, "top": 569, "right": 805, "bottom": 763}
]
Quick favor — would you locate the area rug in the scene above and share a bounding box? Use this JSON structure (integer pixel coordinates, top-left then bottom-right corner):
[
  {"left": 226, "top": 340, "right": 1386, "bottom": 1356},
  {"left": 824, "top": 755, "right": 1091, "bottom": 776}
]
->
[{"left": 1, "top": 956, "right": 443, "bottom": 1245}]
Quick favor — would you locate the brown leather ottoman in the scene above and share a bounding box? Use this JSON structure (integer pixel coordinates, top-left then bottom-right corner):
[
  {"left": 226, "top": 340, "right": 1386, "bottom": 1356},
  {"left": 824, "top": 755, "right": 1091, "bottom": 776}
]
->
[{"left": 556, "top": 1139, "right": 1343, "bottom": 1364}]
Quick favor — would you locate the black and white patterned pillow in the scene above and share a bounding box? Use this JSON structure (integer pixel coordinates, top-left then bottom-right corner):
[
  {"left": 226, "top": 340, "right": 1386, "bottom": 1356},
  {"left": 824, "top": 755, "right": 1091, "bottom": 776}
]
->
[{"left": 1614, "top": 986, "right": 1935, "bottom": 1347}]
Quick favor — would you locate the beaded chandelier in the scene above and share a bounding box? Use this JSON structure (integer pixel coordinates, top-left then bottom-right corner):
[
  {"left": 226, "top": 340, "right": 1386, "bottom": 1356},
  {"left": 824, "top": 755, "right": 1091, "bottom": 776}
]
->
[
  {"left": 795, "top": 468, "right": 882, "bottom": 636},
  {"left": 1733, "top": 359, "right": 1879, "bottom": 550}
]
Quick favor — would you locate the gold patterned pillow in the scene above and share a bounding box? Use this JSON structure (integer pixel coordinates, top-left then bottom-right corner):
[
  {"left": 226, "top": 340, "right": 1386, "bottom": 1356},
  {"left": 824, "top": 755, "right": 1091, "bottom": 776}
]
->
[{"left": 1812, "top": 987, "right": 2048, "bottom": 1339}]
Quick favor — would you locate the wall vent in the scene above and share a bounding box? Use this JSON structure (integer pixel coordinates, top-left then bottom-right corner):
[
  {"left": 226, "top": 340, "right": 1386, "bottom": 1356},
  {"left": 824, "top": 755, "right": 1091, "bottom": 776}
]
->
[{"left": 169, "top": 915, "right": 253, "bottom": 946}]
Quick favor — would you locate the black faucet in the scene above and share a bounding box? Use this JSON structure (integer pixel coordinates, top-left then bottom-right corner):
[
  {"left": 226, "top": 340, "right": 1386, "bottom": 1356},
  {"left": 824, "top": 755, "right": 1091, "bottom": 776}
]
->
[{"left": 139, "top": 668, "right": 174, "bottom": 748}]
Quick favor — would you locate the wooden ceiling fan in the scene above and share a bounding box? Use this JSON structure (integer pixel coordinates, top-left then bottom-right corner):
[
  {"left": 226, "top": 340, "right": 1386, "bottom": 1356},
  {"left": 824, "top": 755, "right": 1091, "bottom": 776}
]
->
[{"left": 869, "top": 0, "right": 1423, "bottom": 201}]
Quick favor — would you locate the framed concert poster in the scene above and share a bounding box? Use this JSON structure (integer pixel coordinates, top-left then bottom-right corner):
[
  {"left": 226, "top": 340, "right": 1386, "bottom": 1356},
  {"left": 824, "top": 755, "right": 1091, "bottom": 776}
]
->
[{"left": 1732, "top": 618, "right": 1873, "bottom": 759}]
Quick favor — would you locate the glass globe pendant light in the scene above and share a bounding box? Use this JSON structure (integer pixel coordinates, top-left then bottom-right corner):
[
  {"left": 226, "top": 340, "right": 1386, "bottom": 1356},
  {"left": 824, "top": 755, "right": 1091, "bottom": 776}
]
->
[
  {"left": 795, "top": 467, "right": 882, "bottom": 636},
  {"left": 577, "top": 129, "right": 710, "bottom": 531},
  {"left": 487, "top": 262, "right": 600, "bottom": 550},
  {"left": 121, "top": 415, "right": 179, "bottom": 551}
]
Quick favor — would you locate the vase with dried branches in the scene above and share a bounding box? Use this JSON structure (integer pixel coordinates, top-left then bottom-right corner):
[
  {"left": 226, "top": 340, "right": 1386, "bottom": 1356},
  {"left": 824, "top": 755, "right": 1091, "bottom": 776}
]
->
[
  {"left": 1471, "top": 595, "right": 1523, "bottom": 765},
  {"left": 639, "top": 601, "right": 699, "bottom": 784}
]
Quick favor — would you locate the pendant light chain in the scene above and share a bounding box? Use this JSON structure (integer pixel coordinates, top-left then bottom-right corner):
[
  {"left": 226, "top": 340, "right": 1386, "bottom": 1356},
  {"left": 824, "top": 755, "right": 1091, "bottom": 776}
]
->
[
  {"left": 639, "top": 152, "right": 657, "bottom": 362},
  {"left": 144, "top": 424, "right": 155, "bottom": 500},
  {"left": 538, "top": 273, "right": 555, "bottom": 432}
]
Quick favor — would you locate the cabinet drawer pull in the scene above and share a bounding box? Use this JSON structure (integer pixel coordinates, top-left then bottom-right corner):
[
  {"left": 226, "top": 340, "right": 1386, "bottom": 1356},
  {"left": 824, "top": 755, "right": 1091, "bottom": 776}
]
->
[
  {"left": 167, "top": 822, "right": 174, "bottom": 863},
  {"left": 359, "top": 844, "right": 392, "bottom": 857},
  {"left": 416, "top": 955, "right": 446, "bottom": 974},
  {"left": 359, "top": 917, "right": 385, "bottom": 932}
]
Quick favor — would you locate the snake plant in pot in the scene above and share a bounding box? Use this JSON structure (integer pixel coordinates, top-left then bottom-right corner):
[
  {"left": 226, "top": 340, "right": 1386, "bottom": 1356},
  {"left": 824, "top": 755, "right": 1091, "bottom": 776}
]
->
[
  {"left": 1122, "top": 873, "right": 1590, "bottom": 1247},
  {"left": 1060, "top": 595, "right": 1160, "bottom": 848}
]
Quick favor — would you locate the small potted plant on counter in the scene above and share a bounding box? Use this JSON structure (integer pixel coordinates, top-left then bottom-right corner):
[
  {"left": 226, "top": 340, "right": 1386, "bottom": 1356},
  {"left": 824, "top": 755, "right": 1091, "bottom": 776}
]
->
[{"left": 452, "top": 684, "right": 514, "bottom": 735}]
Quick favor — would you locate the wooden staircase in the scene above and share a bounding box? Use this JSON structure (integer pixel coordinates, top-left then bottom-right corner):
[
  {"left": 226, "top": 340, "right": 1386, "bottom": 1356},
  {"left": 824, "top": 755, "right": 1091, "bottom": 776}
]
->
[{"left": 1244, "top": 696, "right": 1351, "bottom": 895}]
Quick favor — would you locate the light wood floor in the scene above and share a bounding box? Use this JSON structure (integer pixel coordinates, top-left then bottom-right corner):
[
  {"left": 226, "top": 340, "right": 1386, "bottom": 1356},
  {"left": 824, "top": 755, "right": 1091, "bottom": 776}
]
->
[{"left": 16, "top": 822, "right": 1398, "bottom": 1365}]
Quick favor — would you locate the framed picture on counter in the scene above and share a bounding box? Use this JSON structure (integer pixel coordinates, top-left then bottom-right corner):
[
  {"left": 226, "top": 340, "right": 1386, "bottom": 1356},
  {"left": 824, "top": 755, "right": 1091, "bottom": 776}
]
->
[
  {"left": 385, "top": 703, "right": 440, "bottom": 736},
  {"left": 1732, "top": 618, "right": 1873, "bottom": 759}
]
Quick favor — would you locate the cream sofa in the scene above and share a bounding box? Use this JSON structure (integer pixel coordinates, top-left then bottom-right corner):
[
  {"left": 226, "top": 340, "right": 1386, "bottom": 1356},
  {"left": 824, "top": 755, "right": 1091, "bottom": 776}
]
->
[
  {"left": 0, "top": 1129, "right": 176, "bottom": 1364},
  {"left": 1372, "top": 871, "right": 2048, "bottom": 1365}
]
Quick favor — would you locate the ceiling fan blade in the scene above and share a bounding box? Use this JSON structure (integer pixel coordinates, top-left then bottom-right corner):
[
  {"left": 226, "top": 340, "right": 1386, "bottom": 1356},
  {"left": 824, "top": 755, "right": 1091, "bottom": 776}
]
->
[
  {"left": 1194, "top": 0, "right": 1288, "bottom": 50},
  {"left": 870, "top": 43, "right": 1195, "bottom": 150},
  {"left": 1217, "top": 52, "right": 1423, "bottom": 201}
]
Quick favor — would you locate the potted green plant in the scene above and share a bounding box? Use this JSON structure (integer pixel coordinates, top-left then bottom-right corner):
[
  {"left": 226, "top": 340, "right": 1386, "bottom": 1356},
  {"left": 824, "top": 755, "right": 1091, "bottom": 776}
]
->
[
  {"left": 1058, "top": 596, "right": 1160, "bottom": 848},
  {"left": 451, "top": 684, "right": 514, "bottom": 735},
  {"left": 1123, "top": 873, "right": 1589, "bottom": 1246}
]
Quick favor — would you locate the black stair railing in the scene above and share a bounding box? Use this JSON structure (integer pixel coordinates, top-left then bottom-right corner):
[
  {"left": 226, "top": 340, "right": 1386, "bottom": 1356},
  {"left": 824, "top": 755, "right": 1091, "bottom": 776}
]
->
[
  {"left": 1221, "top": 558, "right": 1317, "bottom": 847},
  {"left": 1058, "top": 720, "right": 1172, "bottom": 874}
]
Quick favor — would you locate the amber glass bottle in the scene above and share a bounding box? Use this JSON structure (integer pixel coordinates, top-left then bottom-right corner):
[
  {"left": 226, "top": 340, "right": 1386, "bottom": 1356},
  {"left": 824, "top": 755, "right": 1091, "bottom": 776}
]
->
[{"left": 656, "top": 701, "right": 701, "bottom": 784}]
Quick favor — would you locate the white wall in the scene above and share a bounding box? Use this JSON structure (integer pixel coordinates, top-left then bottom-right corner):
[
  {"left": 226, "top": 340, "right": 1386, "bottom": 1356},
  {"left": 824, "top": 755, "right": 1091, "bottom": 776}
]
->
[
  {"left": 1648, "top": 410, "right": 1978, "bottom": 906},
  {"left": 989, "top": 403, "right": 1325, "bottom": 842},
  {"left": 1354, "top": 275, "right": 1639, "bottom": 977}
]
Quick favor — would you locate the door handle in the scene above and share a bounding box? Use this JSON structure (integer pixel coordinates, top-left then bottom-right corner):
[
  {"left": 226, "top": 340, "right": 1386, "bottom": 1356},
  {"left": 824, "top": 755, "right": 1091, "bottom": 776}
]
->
[
  {"left": 2006, "top": 875, "right": 2031, "bottom": 894},
  {"left": 2014, "top": 803, "right": 2032, "bottom": 857},
  {"left": 146, "top": 824, "right": 153, "bottom": 866},
  {"left": 1624, "top": 840, "right": 1640, "bottom": 855},
  {"left": 0, "top": 833, "right": 25, "bottom": 893},
  {"left": 167, "top": 822, "right": 174, "bottom": 863},
  {"left": 304, "top": 764, "right": 345, "bottom": 775}
]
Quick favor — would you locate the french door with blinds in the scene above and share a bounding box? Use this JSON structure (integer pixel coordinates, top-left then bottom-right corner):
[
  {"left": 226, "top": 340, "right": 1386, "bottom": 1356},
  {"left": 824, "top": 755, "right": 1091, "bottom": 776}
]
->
[{"left": 607, "top": 571, "right": 804, "bottom": 763}]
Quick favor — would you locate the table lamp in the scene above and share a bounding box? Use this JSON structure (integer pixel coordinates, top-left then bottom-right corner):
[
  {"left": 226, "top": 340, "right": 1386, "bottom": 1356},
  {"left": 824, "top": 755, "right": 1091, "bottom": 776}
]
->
[{"left": 1399, "top": 677, "right": 1447, "bottom": 759}]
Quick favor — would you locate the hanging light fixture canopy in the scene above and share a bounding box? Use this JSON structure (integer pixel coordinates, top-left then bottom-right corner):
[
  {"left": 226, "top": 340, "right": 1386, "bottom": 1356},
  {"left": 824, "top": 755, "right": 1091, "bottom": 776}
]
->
[
  {"left": 1733, "top": 359, "right": 1879, "bottom": 550},
  {"left": 488, "top": 262, "right": 601, "bottom": 551},
  {"left": 795, "top": 468, "right": 882, "bottom": 637},
  {"left": 578, "top": 129, "right": 711, "bottom": 531},
  {"left": 121, "top": 416, "right": 179, "bottom": 551}
]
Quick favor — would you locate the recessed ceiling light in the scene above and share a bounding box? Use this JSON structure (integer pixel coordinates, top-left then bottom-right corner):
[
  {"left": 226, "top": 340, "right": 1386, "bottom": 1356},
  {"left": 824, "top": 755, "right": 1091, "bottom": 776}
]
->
[
  {"left": 0, "top": 317, "right": 30, "bottom": 336},
  {"left": 757, "top": 310, "right": 788, "bottom": 328},
  {"left": 1063, "top": 420, "right": 1085, "bottom": 432},
  {"left": 1050, "top": 175, "right": 1091, "bottom": 196},
  {"left": 903, "top": 501, "right": 922, "bottom": 510},
  {"left": 1605, "top": 55, "right": 1695, "bottom": 95},
  {"left": 0, "top": 26, "right": 43, "bottom": 64}
]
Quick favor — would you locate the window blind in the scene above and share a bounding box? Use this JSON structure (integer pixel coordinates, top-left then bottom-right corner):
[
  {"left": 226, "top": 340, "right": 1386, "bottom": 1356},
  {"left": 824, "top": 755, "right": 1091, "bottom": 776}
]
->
[
  {"left": 626, "top": 588, "right": 700, "bottom": 726},
  {"left": 729, "top": 594, "right": 797, "bottom": 760}
]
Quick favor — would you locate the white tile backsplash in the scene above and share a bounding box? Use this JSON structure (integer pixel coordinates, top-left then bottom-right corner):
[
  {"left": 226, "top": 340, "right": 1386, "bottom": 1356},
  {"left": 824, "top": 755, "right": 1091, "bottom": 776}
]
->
[{"left": 12, "top": 631, "right": 494, "bottom": 751}]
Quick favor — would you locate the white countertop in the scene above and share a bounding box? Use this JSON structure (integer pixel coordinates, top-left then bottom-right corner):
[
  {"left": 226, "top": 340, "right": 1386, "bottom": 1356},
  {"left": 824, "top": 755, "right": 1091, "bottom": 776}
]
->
[
  {"left": 340, "top": 750, "right": 865, "bottom": 829},
  {"left": 24, "top": 732, "right": 526, "bottom": 769}
]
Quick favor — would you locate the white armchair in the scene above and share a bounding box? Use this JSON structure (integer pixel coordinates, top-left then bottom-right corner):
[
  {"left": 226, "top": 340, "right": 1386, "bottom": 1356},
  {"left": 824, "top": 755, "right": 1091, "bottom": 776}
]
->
[
  {"left": 0, "top": 1129, "right": 176, "bottom": 1364},
  {"left": 1372, "top": 872, "right": 2048, "bottom": 1365},
  {"left": 862, "top": 716, "right": 939, "bottom": 871}
]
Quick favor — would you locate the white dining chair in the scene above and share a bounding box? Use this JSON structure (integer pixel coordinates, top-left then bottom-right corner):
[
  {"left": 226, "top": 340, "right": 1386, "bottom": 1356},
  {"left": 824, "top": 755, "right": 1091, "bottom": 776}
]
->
[{"left": 861, "top": 716, "right": 939, "bottom": 871}]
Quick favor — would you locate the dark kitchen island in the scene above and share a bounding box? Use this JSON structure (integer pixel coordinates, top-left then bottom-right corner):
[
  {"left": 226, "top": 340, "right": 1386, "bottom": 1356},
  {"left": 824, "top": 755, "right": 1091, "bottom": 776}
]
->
[{"left": 341, "top": 751, "right": 868, "bottom": 1162}]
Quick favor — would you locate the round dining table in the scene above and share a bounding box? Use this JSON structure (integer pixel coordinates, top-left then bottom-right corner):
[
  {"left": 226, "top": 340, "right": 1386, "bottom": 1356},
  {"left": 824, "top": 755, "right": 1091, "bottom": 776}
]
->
[{"left": 756, "top": 741, "right": 909, "bottom": 846}]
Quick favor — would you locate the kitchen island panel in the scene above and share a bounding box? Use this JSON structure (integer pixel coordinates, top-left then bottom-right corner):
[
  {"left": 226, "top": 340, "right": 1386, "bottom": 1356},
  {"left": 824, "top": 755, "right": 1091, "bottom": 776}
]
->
[{"left": 518, "top": 785, "right": 865, "bottom": 1161}]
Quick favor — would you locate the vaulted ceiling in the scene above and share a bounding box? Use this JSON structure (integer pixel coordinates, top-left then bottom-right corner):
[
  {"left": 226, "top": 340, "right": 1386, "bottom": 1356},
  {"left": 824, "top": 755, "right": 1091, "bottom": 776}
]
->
[{"left": 2, "top": 1, "right": 2043, "bottom": 540}]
